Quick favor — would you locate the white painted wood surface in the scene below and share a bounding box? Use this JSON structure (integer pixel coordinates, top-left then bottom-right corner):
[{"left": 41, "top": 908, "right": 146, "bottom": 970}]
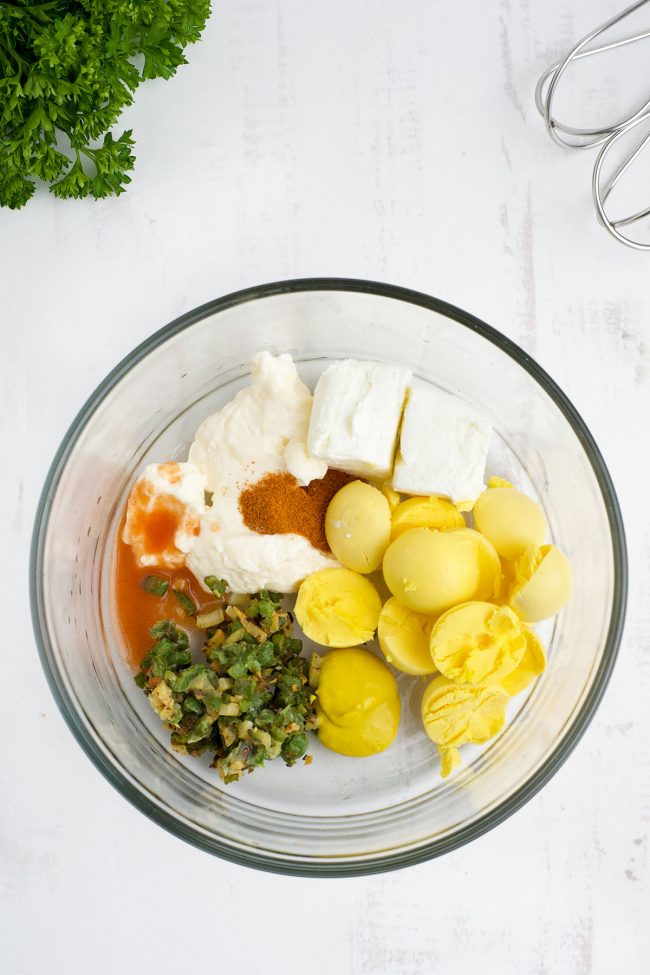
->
[{"left": 2, "top": 1, "right": 648, "bottom": 971}]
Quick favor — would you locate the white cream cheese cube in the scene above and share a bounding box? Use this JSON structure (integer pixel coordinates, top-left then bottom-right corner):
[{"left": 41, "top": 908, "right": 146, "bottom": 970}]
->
[
  {"left": 307, "top": 360, "right": 412, "bottom": 478},
  {"left": 392, "top": 382, "right": 492, "bottom": 502}
]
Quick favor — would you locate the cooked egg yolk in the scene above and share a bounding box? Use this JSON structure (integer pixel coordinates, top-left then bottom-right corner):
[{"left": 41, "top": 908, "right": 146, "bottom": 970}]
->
[
  {"left": 390, "top": 495, "right": 465, "bottom": 539},
  {"left": 381, "top": 484, "right": 402, "bottom": 512},
  {"left": 451, "top": 528, "right": 501, "bottom": 601},
  {"left": 383, "top": 527, "right": 497, "bottom": 616},
  {"left": 509, "top": 544, "right": 573, "bottom": 622},
  {"left": 499, "top": 627, "right": 546, "bottom": 696},
  {"left": 429, "top": 601, "right": 526, "bottom": 686},
  {"left": 493, "top": 557, "right": 516, "bottom": 605},
  {"left": 473, "top": 485, "right": 546, "bottom": 561},
  {"left": 377, "top": 597, "right": 437, "bottom": 676},
  {"left": 382, "top": 528, "right": 479, "bottom": 615},
  {"left": 487, "top": 475, "right": 513, "bottom": 489},
  {"left": 421, "top": 674, "right": 508, "bottom": 777},
  {"left": 295, "top": 568, "right": 382, "bottom": 647},
  {"left": 325, "top": 480, "right": 391, "bottom": 574},
  {"left": 317, "top": 649, "right": 400, "bottom": 756}
]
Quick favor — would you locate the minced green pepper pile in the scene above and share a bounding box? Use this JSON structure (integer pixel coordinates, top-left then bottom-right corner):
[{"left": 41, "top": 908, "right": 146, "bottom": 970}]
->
[{"left": 135, "top": 585, "right": 320, "bottom": 783}]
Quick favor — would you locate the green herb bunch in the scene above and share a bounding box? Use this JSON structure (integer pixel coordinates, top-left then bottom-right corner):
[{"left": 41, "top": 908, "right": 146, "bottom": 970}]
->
[
  {"left": 136, "top": 588, "right": 321, "bottom": 784},
  {"left": 0, "top": 0, "right": 211, "bottom": 208}
]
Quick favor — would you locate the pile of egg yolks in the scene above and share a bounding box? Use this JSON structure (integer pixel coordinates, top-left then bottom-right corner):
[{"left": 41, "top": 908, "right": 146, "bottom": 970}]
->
[{"left": 296, "top": 477, "right": 572, "bottom": 771}]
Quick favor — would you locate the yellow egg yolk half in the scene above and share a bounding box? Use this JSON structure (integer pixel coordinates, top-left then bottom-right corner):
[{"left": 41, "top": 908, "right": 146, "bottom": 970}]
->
[
  {"left": 499, "top": 627, "right": 546, "bottom": 696},
  {"left": 509, "top": 544, "right": 573, "bottom": 622},
  {"left": 493, "top": 557, "right": 516, "bottom": 605},
  {"left": 325, "top": 480, "right": 391, "bottom": 574},
  {"left": 451, "top": 528, "right": 501, "bottom": 601},
  {"left": 381, "top": 484, "right": 402, "bottom": 512},
  {"left": 317, "top": 649, "right": 400, "bottom": 757},
  {"left": 377, "top": 597, "right": 437, "bottom": 676},
  {"left": 473, "top": 486, "right": 547, "bottom": 561},
  {"left": 421, "top": 674, "right": 508, "bottom": 777},
  {"left": 295, "top": 568, "right": 382, "bottom": 647},
  {"left": 382, "top": 528, "right": 482, "bottom": 615},
  {"left": 429, "top": 601, "right": 526, "bottom": 686},
  {"left": 390, "top": 495, "right": 465, "bottom": 540}
]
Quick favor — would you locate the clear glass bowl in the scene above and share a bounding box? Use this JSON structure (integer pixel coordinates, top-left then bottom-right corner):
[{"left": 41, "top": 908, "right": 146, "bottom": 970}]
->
[{"left": 30, "top": 279, "right": 627, "bottom": 876}]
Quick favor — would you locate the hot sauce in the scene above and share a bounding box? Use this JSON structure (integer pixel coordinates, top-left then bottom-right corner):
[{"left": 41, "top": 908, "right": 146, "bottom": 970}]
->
[
  {"left": 114, "top": 514, "right": 216, "bottom": 669},
  {"left": 124, "top": 476, "right": 199, "bottom": 569}
]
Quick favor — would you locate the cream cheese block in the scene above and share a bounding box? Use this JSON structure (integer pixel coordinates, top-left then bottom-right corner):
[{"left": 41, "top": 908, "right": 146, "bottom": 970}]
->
[
  {"left": 392, "top": 382, "right": 491, "bottom": 503},
  {"left": 307, "top": 359, "right": 411, "bottom": 479}
]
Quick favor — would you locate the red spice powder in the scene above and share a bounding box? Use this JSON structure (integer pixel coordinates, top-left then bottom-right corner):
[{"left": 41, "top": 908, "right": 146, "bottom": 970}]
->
[{"left": 239, "top": 468, "right": 355, "bottom": 552}]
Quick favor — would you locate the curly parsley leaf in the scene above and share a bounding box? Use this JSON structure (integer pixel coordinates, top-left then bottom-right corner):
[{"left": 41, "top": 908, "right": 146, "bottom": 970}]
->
[{"left": 0, "top": 0, "right": 211, "bottom": 208}]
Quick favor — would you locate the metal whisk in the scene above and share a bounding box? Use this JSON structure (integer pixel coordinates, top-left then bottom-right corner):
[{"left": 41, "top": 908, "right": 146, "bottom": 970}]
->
[{"left": 536, "top": 0, "right": 650, "bottom": 250}]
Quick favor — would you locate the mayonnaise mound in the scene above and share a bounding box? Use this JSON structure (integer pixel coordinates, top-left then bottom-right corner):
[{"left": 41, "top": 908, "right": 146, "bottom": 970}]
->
[{"left": 186, "top": 352, "right": 337, "bottom": 593}]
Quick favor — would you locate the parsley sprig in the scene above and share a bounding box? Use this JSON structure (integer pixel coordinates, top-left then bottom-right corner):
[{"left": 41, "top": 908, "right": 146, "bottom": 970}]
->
[{"left": 0, "top": 0, "right": 211, "bottom": 208}]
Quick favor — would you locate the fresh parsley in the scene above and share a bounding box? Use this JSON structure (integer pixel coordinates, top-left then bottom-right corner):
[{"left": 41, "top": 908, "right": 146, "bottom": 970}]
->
[{"left": 0, "top": 0, "right": 212, "bottom": 208}]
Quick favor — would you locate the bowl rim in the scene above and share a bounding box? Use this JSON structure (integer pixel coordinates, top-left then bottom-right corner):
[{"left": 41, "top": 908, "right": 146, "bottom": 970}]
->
[{"left": 30, "top": 276, "right": 628, "bottom": 877}]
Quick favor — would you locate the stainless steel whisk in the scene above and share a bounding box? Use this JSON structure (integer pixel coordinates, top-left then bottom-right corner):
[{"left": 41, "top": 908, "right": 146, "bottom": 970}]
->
[{"left": 536, "top": 0, "right": 650, "bottom": 250}]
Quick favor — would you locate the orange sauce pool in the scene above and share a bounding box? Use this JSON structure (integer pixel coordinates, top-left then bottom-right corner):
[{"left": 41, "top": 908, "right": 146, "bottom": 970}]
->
[
  {"left": 125, "top": 476, "right": 200, "bottom": 567},
  {"left": 114, "top": 512, "right": 218, "bottom": 670}
]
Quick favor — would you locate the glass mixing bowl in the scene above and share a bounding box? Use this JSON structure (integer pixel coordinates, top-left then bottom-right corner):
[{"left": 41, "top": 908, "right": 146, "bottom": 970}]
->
[{"left": 30, "top": 279, "right": 627, "bottom": 876}]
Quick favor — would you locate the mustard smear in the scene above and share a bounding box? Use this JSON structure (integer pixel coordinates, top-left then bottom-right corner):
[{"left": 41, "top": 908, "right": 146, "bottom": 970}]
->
[{"left": 317, "top": 649, "right": 400, "bottom": 757}]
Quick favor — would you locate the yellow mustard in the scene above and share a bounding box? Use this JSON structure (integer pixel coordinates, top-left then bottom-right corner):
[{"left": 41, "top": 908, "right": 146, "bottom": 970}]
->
[{"left": 317, "top": 649, "right": 400, "bottom": 757}]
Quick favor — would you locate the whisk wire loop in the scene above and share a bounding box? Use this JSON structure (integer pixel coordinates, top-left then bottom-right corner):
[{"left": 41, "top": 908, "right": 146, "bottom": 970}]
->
[{"left": 537, "top": 0, "right": 650, "bottom": 248}]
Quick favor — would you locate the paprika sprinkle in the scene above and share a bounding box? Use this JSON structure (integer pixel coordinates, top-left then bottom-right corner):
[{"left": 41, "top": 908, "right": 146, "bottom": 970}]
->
[{"left": 239, "top": 468, "right": 356, "bottom": 552}]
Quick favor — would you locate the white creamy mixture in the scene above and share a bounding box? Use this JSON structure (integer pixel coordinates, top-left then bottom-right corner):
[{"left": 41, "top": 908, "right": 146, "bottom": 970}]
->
[
  {"left": 124, "top": 354, "right": 493, "bottom": 594},
  {"left": 186, "top": 352, "right": 337, "bottom": 593}
]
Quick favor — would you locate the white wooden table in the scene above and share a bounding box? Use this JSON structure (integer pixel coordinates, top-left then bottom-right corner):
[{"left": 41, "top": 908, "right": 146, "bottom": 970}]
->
[{"left": 2, "top": 2, "right": 648, "bottom": 972}]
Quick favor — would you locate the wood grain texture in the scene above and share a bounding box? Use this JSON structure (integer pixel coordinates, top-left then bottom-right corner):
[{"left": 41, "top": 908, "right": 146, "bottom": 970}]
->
[{"left": 1, "top": 1, "right": 648, "bottom": 972}]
